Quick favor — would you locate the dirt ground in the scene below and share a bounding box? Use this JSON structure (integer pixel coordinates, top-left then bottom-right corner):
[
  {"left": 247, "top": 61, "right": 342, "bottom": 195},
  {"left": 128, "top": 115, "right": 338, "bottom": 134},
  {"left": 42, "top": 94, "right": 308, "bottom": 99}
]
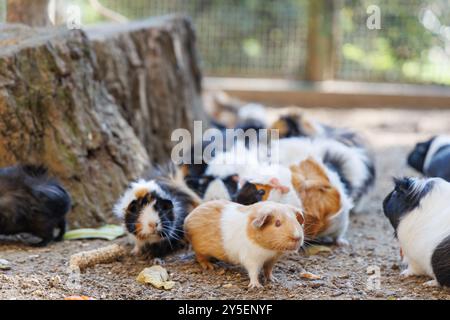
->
[{"left": 1, "top": 108, "right": 450, "bottom": 300}]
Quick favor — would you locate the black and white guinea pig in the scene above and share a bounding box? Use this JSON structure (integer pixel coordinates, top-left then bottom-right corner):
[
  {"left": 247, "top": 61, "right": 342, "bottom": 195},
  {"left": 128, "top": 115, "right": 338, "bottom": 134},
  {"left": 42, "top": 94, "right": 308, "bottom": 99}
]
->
[
  {"left": 270, "top": 108, "right": 367, "bottom": 148},
  {"left": 181, "top": 140, "right": 250, "bottom": 202},
  {"left": 0, "top": 164, "right": 71, "bottom": 246},
  {"left": 408, "top": 135, "right": 450, "bottom": 182},
  {"left": 180, "top": 140, "right": 231, "bottom": 200},
  {"left": 383, "top": 177, "right": 450, "bottom": 287},
  {"left": 114, "top": 164, "right": 200, "bottom": 258}
]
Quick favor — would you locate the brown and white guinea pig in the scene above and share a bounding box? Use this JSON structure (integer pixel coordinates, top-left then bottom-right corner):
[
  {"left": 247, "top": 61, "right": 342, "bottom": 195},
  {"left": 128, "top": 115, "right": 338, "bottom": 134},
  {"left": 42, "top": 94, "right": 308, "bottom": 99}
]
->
[
  {"left": 0, "top": 164, "right": 71, "bottom": 246},
  {"left": 184, "top": 200, "right": 304, "bottom": 288},
  {"left": 114, "top": 164, "right": 200, "bottom": 258},
  {"left": 274, "top": 137, "right": 375, "bottom": 213},
  {"left": 407, "top": 135, "right": 450, "bottom": 182},
  {"left": 236, "top": 157, "right": 352, "bottom": 245},
  {"left": 383, "top": 177, "right": 450, "bottom": 287},
  {"left": 289, "top": 157, "right": 352, "bottom": 245}
]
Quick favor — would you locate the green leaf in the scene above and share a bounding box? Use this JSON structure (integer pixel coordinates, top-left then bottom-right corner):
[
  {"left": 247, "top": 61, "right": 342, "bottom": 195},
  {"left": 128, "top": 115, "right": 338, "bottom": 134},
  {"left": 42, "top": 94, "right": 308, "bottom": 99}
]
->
[{"left": 63, "top": 225, "right": 125, "bottom": 241}]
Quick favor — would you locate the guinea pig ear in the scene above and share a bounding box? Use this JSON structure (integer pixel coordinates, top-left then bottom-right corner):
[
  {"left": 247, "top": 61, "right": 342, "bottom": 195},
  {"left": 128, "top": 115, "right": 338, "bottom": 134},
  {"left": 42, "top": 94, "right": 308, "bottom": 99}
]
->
[
  {"left": 393, "top": 177, "right": 413, "bottom": 194},
  {"left": 268, "top": 178, "right": 290, "bottom": 194},
  {"left": 252, "top": 212, "right": 272, "bottom": 229},
  {"left": 295, "top": 210, "right": 305, "bottom": 226},
  {"left": 127, "top": 199, "right": 139, "bottom": 214},
  {"left": 154, "top": 196, "right": 173, "bottom": 212}
]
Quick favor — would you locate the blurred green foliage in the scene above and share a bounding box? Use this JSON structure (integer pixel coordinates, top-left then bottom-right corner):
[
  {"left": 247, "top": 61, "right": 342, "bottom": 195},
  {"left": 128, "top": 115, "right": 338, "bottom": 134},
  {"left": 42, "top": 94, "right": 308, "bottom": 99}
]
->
[
  {"left": 339, "top": 0, "right": 450, "bottom": 84},
  {"left": 78, "top": 0, "right": 449, "bottom": 85}
]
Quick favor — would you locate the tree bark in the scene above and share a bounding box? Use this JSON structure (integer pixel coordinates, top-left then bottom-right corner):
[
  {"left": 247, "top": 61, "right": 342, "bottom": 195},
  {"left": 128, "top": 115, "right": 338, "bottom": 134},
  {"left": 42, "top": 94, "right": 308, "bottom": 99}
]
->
[
  {"left": 88, "top": 16, "right": 208, "bottom": 163},
  {"left": 0, "top": 16, "right": 206, "bottom": 227},
  {"left": 7, "top": 0, "right": 50, "bottom": 26}
]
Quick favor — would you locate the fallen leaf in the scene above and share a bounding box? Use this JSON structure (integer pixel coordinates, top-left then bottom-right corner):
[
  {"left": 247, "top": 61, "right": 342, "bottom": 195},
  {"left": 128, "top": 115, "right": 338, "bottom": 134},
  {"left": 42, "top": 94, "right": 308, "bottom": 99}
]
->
[
  {"left": 300, "top": 271, "right": 322, "bottom": 280},
  {"left": 305, "top": 245, "right": 332, "bottom": 256},
  {"left": 64, "top": 225, "right": 125, "bottom": 241},
  {"left": 136, "top": 265, "right": 176, "bottom": 290}
]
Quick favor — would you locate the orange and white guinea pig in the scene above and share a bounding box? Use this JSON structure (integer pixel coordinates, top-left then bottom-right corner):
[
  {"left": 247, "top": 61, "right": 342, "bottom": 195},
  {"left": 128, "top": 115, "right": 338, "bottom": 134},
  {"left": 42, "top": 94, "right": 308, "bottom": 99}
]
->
[{"left": 184, "top": 200, "right": 304, "bottom": 288}]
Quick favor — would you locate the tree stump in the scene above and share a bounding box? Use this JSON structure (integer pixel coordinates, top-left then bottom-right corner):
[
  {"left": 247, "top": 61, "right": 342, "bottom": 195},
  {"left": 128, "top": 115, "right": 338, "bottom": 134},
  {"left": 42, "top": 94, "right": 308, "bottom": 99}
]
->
[
  {"left": 0, "top": 16, "right": 206, "bottom": 227},
  {"left": 89, "top": 16, "right": 208, "bottom": 162}
]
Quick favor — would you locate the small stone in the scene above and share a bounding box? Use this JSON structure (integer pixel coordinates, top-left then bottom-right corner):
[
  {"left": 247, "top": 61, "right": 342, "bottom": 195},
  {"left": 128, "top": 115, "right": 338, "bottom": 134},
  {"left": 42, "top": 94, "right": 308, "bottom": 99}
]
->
[
  {"left": 309, "top": 282, "right": 323, "bottom": 288},
  {"left": 222, "top": 283, "right": 233, "bottom": 288},
  {"left": 0, "top": 259, "right": 11, "bottom": 270},
  {"left": 49, "top": 276, "right": 61, "bottom": 288}
]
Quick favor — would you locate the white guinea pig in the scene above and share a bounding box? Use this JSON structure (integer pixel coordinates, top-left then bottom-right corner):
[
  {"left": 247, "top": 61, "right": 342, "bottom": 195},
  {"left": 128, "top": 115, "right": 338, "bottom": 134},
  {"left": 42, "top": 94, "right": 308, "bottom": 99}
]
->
[
  {"left": 184, "top": 200, "right": 305, "bottom": 288},
  {"left": 383, "top": 177, "right": 450, "bottom": 287}
]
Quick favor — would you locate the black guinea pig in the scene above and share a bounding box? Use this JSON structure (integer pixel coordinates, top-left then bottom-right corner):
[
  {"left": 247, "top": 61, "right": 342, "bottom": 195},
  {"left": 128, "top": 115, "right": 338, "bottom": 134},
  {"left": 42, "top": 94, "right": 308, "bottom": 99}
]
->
[
  {"left": 383, "top": 177, "right": 450, "bottom": 287},
  {"left": 407, "top": 135, "right": 450, "bottom": 182},
  {"left": 0, "top": 164, "right": 71, "bottom": 246}
]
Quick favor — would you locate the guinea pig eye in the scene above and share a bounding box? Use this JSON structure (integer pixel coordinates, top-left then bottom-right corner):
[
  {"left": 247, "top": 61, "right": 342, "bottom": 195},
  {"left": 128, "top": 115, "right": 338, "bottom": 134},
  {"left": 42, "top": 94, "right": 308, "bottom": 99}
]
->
[{"left": 275, "top": 219, "right": 282, "bottom": 227}]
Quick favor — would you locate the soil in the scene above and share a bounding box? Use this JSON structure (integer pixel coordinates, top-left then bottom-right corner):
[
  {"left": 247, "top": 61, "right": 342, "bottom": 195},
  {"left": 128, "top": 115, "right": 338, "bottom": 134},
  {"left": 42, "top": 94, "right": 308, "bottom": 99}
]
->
[{"left": 1, "top": 108, "right": 450, "bottom": 300}]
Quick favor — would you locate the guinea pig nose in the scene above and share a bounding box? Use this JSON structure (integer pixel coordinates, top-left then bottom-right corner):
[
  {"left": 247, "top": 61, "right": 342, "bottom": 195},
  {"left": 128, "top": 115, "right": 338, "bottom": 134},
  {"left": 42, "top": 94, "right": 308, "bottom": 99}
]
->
[
  {"left": 148, "top": 222, "right": 157, "bottom": 229},
  {"left": 290, "top": 236, "right": 301, "bottom": 242}
]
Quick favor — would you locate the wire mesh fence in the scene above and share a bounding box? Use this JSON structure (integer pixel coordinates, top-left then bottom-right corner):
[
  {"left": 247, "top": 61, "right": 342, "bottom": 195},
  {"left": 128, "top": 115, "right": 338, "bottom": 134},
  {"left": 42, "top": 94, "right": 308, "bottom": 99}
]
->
[
  {"left": 3, "top": 0, "right": 449, "bottom": 84},
  {"left": 80, "top": 0, "right": 309, "bottom": 79},
  {"left": 337, "top": 0, "right": 450, "bottom": 85}
]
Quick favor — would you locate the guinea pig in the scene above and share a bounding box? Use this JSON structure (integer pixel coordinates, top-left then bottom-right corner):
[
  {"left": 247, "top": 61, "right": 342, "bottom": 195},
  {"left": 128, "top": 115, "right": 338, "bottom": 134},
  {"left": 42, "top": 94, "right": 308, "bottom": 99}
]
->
[
  {"left": 407, "top": 135, "right": 450, "bottom": 182},
  {"left": 383, "top": 177, "right": 450, "bottom": 287},
  {"left": 289, "top": 157, "right": 352, "bottom": 245},
  {"left": 270, "top": 108, "right": 367, "bottom": 148},
  {"left": 184, "top": 200, "right": 304, "bottom": 288},
  {"left": 180, "top": 139, "right": 243, "bottom": 201},
  {"left": 274, "top": 137, "right": 375, "bottom": 212},
  {"left": 0, "top": 164, "right": 71, "bottom": 246},
  {"left": 114, "top": 164, "right": 200, "bottom": 258},
  {"left": 238, "top": 163, "right": 303, "bottom": 209}
]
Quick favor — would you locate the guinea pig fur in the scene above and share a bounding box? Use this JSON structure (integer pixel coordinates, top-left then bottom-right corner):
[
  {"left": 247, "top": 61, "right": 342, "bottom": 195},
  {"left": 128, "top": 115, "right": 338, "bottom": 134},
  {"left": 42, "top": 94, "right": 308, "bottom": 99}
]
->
[
  {"left": 235, "top": 157, "right": 351, "bottom": 245},
  {"left": 0, "top": 164, "right": 71, "bottom": 246},
  {"left": 270, "top": 109, "right": 367, "bottom": 149},
  {"left": 239, "top": 163, "right": 303, "bottom": 209},
  {"left": 383, "top": 177, "right": 450, "bottom": 287},
  {"left": 184, "top": 200, "right": 304, "bottom": 288},
  {"left": 114, "top": 164, "right": 200, "bottom": 258},
  {"left": 290, "top": 157, "right": 352, "bottom": 245},
  {"left": 408, "top": 135, "right": 450, "bottom": 182},
  {"left": 274, "top": 137, "right": 375, "bottom": 211}
]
